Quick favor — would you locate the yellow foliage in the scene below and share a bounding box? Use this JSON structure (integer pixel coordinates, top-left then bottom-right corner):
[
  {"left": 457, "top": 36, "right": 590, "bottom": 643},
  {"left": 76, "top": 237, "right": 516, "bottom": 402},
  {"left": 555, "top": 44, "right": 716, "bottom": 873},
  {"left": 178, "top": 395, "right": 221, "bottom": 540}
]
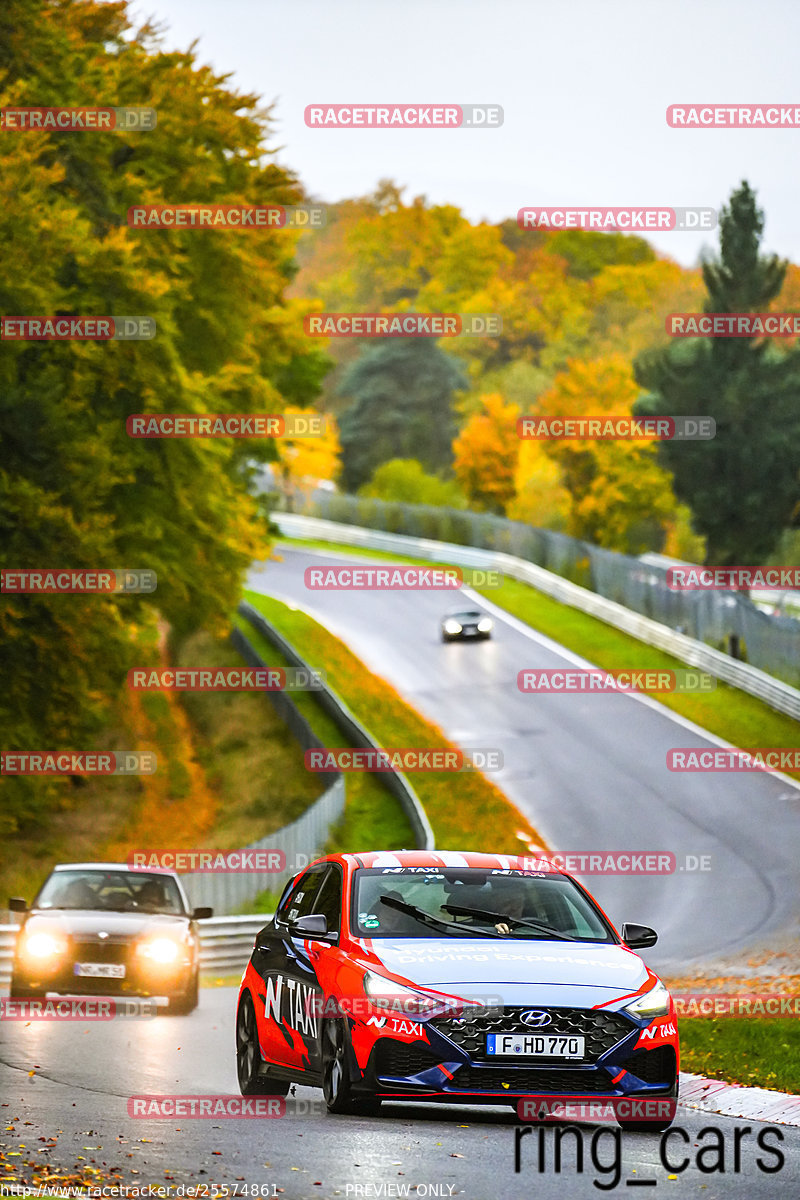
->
[
  {"left": 274, "top": 407, "right": 340, "bottom": 506},
  {"left": 453, "top": 393, "right": 520, "bottom": 513}
]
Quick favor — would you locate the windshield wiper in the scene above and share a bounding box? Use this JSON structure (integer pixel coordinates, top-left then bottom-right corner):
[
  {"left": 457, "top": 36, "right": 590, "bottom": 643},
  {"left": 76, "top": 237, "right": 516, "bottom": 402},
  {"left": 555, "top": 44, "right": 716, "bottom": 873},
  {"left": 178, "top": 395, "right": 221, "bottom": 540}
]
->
[
  {"left": 442, "top": 903, "right": 579, "bottom": 941},
  {"left": 378, "top": 894, "right": 501, "bottom": 938}
]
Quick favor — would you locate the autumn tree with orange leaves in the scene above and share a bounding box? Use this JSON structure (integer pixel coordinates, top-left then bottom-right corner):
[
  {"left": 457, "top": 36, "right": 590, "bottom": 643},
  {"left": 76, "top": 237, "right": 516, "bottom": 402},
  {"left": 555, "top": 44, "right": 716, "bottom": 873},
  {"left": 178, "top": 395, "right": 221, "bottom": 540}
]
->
[
  {"left": 452, "top": 393, "right": 521, "bottom": 514},
  {"left": 534, "top": 356, "right": 677, "bottom": 553}
]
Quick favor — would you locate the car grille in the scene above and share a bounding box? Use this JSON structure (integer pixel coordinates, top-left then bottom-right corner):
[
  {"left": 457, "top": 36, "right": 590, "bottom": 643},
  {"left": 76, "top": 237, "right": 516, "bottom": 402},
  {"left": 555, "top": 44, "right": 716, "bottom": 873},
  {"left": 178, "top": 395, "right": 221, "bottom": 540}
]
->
[
  {"left": 71, "top": 939, "right": 130, "bottom": 963},
  {"left": 451, "top": 1066, "right": 613, "bottom": 1093},
  {"left": 374, "top": 1040, "right": 442, "bottom": 1077},
  {"left": 430, "top": 1007, "right": 635, "bottom": 1063},
  {"left": 617, "top": 1046, "right": 676, "bottom": 1085}
]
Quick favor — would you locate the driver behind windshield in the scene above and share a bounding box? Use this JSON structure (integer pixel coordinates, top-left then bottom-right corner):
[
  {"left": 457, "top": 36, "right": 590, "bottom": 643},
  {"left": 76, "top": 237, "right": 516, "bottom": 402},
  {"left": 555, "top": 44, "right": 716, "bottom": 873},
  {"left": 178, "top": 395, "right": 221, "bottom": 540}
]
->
[
  {"left": 136, "top": 878, "right": 168, "bottom": 910},
  {"left": 53, "top": 877, "right": 97, "bottom": 909},
  {"left": 446, "top": 877, "right": 525, "bottom": 930}
]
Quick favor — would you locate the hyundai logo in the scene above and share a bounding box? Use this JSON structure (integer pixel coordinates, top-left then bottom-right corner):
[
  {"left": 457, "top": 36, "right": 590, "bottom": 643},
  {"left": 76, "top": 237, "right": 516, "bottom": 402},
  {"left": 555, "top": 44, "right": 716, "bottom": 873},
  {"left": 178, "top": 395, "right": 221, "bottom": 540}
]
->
[{"left": 520, "top": 1009, "right": 551, "bottom": 1028}]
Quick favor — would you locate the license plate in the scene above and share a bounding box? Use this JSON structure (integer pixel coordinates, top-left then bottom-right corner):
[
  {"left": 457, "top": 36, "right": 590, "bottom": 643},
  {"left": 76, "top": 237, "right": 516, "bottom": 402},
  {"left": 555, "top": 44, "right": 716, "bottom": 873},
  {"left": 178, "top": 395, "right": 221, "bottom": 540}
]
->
[
  {"left": 486, "top": 1033, "right": 585, "bottom": 1058},
  {"left": 74, "top": 963, "right": 126, "bottom": 979}
]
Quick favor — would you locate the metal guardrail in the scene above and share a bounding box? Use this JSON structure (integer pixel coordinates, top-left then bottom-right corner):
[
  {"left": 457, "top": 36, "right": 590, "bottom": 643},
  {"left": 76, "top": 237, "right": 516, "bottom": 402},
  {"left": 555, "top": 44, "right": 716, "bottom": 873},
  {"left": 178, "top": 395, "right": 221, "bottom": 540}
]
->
[
  {"left": 195, "top": 915, "right": 266, "bottom": 975},
  {"left": 274, "top": 513, "right": 800, "bottom": 723},
  {"left": 0, "top": 925, "right": 16, "bottom": 987},
  {"left": 238, "top": 601, "right": 435, "bottom": 850},
  {"left": 0, "top": 916, "right": 269, "bottom": 986}
]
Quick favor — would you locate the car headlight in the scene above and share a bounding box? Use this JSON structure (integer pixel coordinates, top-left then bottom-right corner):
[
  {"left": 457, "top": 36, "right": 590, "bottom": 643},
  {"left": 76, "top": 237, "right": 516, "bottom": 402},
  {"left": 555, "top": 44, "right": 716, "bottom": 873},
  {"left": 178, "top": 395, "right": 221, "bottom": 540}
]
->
[
  {"left": 21, "top": 932, "right": 66, "bottom": 960},
  {"left": 623, "top": 980, "right": 671, "bottom": 1019},
  {"left": 363, "top": 971, "right": 442, "bottom": 1015},
  {"left": 444, "top": 619, "right": 462, "bottom": 635},
  {"left": 136, "top": 936, "right": 181, "bottom": 964},
  {"left": 477, "top": 617, "right": 493, "bottom": 632}
]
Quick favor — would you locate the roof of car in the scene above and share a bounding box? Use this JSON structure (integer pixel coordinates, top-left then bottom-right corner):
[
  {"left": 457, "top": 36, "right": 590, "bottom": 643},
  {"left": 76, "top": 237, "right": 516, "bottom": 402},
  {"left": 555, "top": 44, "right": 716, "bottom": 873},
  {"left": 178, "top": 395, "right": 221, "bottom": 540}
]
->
[
  {"left": 336, "top": 850, "right": 564, "bottom": 874},
  {"left": 51, "top": 862, "right": 179, "bottom": 876}
]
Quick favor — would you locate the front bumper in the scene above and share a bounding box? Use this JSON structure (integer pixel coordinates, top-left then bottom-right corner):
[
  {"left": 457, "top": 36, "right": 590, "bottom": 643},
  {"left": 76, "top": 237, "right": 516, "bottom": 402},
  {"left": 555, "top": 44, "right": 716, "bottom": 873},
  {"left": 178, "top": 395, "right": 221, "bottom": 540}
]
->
[
  {"left": 442, "top": 629, "right": 490, "bottom": 641},
  {"left": 359, "top": 1006, "right": 677, "bottom": 1102},
  {"left": 12, "top": 944, "right": 196, "bottom": 998}
]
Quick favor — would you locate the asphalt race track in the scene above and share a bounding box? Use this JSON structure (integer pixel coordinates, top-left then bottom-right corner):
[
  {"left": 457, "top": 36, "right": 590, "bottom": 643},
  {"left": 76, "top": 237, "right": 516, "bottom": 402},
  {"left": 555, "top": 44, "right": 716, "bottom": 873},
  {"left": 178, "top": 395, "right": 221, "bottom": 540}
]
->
[
  {"left": 2, "top": 988, "right": 799, "bottom": 1199},
  {"left": 3, "top": 544, "right": 798, "bottom": 1200},
  {"left": 247, "top": 545, "right": 800, "bottom": 972}
]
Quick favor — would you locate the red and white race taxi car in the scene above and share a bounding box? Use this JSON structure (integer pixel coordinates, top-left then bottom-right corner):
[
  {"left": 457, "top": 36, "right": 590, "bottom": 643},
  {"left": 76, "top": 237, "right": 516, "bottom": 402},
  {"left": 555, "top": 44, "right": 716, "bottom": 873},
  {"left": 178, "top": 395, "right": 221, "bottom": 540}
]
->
[{"left": 235, "top": 851, "right": 679, "bottom": 1129}]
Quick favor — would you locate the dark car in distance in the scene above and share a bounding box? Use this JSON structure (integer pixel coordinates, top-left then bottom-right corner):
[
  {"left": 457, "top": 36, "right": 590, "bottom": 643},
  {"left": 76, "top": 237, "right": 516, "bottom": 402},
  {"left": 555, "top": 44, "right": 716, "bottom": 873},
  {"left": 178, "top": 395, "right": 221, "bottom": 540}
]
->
[
  {"left": 441, "top": 609, "right": 494, "bottom": 642},
  {"left": 8, "top": 863, "right": 212, "bottom": 1014}
]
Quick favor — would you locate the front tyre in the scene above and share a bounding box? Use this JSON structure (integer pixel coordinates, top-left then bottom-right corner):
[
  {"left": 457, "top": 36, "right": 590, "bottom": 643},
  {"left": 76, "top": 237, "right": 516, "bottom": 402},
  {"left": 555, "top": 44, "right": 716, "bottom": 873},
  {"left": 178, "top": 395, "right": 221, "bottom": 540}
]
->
[
  {"left": 321, "top": 1017, "right": 381, "bottom": 1115},
  {"left": 236, "top": 992, "right": 290, "bottom": 1097}
]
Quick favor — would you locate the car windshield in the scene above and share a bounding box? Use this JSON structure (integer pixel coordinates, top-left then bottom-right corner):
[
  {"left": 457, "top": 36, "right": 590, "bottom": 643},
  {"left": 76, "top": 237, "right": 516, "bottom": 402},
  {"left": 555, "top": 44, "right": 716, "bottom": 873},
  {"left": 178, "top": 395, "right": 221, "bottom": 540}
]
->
[
  {"left": 35, "top": 870, "right": 186, "bottom": 916},
  {"left": 447, "top": 611, "right": 482, "bottom": 621},
  {"left": 351, "top": 868, "right": 614, "bottom": 941}
]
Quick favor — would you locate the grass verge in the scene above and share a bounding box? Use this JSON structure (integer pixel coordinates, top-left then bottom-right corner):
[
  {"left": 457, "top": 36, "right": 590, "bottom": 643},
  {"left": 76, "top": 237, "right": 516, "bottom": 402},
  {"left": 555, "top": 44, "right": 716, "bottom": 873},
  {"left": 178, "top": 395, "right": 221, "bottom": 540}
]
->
[
  {"left": 232, "top": 614, "right": 415, "bottom": 857},
  {"left": 678, "top": 1019, "right": 800, "bottom": 1094}
]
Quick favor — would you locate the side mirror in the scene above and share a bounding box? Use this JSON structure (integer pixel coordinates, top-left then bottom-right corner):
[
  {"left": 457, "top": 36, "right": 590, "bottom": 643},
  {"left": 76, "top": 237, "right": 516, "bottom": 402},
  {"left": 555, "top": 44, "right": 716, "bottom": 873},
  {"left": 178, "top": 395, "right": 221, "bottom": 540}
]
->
[
  {"left": 192, "top": 906, "right": 213, "bottom": 920},
  {"left": 8, "top": 898, "right": 28, "bottom": 913},
  {"left": 621, "top": 922, "right": 658, "bottom": 949},
  {"left": 291, "top": 913, "right": 328, "bottom": 936}
]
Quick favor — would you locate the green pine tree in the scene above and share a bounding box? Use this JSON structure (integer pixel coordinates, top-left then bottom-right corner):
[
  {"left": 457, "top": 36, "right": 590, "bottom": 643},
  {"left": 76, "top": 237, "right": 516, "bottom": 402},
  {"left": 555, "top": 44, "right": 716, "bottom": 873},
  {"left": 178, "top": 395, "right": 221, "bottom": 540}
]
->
[
  {"left": 634, "top": 182, "right": 800, "bottom": 565},
  {"left": 337, "top": 339, "right": 467, "bottom": 491}
]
